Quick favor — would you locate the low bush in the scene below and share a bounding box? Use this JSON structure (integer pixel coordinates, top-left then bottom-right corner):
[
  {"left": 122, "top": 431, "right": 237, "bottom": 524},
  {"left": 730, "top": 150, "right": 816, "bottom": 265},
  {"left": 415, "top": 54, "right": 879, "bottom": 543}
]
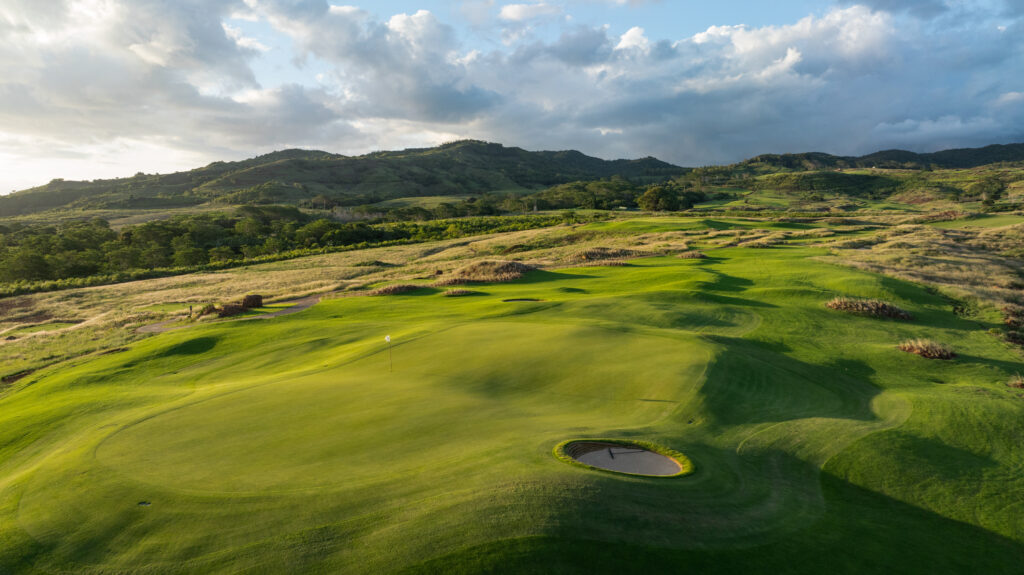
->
[
  {"left": 240, "top": 294, "right": 263, "bottom": 309},
  {"left": 898, "top": 338, "right": 955, "bottom": 359},
  {"left": 217, "top": 304, "right": 246, "bottom": 318},
  {"left": 826, "top": 297, "right": 912, "bottom": 320}
]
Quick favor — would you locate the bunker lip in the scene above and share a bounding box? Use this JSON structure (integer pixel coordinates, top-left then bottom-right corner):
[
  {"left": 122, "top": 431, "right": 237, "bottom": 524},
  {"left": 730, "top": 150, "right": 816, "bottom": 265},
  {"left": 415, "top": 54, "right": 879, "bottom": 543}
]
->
[{"left": 554, "top": 439, "right": 693, "bottom": 478}]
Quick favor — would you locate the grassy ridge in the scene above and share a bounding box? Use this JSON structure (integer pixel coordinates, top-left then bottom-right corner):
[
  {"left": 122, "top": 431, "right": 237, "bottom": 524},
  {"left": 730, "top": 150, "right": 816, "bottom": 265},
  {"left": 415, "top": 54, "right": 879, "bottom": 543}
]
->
[{"left": 1, "top": 234, "right": 1022, "bottom": 572}]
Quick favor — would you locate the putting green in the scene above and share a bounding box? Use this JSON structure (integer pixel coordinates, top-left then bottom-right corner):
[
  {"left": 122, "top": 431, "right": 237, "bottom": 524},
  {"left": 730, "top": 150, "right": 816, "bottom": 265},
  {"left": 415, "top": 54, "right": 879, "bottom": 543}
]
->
[
  {"left": 2, "top": 238, "right": 1023, "bottom": 573},
  {"left": 95, "top": 323, "right": 709, "bottom": 492}
]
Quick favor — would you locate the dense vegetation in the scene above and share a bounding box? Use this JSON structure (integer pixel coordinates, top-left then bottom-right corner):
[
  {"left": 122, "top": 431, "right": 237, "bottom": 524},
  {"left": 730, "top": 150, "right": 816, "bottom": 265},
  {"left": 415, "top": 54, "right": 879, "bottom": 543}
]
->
[{"left": 0, "top": 208, "right": 594, "bottom": 295}]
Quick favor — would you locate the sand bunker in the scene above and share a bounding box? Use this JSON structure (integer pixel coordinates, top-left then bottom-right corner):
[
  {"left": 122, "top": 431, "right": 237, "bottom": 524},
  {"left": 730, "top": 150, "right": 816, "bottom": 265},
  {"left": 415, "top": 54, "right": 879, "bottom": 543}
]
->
[
  {"left": 503, "top": 298, "right": 543, "bottom": 302},
  {"left": 562, "top": 441, "right": 683, "bottom": 476}
]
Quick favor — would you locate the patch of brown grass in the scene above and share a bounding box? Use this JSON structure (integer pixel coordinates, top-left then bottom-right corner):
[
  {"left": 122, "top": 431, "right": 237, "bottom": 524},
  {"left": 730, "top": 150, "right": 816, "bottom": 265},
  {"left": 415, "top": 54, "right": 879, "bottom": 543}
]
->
[
  {"left": 898, "top": 338, "right": 955, "bottom": 359},
  {"left": 826, "top": 297, "right": 912, "bottom": 320},
  {"left": 443, "top": 289, "right": 477, "bottom": 297},
  {"left": 1008, "top": 374, "right": 1024, "bottom": 389}
]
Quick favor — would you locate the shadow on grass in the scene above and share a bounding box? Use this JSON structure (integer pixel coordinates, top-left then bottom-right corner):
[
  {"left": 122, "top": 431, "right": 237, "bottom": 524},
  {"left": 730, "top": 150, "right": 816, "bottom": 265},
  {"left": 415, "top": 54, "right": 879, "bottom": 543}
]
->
[
  {"left": 159, "top": 336, "right": 219, "bottom": 357},
  {"left": 400, "top": 470, "right": 1024, "bottom": 574},
  {"left": 700, "top": 335, "right": 880, "bottom": 425}
]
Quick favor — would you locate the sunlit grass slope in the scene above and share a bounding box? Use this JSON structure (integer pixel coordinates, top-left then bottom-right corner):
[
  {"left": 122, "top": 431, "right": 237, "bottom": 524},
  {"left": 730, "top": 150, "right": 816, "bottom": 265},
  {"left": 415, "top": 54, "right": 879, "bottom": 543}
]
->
[{"left": 1, "top": 239, "right": 1022, "bottom": 573}]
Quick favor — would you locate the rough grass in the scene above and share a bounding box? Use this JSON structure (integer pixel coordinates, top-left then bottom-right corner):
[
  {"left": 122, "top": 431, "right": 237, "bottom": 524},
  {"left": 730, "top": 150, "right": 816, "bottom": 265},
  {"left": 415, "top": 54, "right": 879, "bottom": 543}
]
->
[
  {"left": 436, "top": 260, "right": 534, "bottom": 285},
  {"left": 570, "top": 247, "right": 644, "bottom": 262},
  {"left": 1008, "top": 374, "right": 1024, "bottom": 389},
  {"left": 677, "top": 250, "right": 707, "bottom": 259},
  {"left": 826, "top": 297, "right": 912, "bottom": 320},
  {"left": 369, "top": 284, "right": 422, "bottom": 296},
  {"left": 898, "top": 338, "right": 956, "bottom": 359},
  {"left": 443, "top": 289, "right": 478, "bottom": 297}
]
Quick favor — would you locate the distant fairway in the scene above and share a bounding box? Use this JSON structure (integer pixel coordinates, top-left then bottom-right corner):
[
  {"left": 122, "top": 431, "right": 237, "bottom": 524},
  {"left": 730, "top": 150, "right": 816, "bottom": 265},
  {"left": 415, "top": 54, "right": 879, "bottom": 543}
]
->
[{"left": 2, "top": 237, "right": 1023, "bottom": 573}]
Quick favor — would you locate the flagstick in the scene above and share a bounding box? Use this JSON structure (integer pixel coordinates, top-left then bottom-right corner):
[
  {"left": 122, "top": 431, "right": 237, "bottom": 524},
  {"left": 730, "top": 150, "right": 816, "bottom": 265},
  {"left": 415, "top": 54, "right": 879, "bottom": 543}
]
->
[{"left": 385, "top": 335, "right": 392, "bottom": 372}]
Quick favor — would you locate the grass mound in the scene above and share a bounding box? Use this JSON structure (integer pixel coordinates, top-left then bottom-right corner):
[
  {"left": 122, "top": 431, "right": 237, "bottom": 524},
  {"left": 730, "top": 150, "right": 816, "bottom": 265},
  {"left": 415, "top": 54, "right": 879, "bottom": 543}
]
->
[
  {"left": 826, "top": 297, "right": 912, "bottom": 320},
  {"left": 369, "top": 284, "right": 422, "bottom": 296},
  {"left": 898, "top": 338, "right": 955, "bottom": 359},
  {"left": 436, "top": 260, "right": 534, "bottom": 285},
  {"left": 677, "top": 250, "right": 707, "bottom": 259},
  {"left": 443, "top": 289, "right": 477, "bottom": 297},
  {"left": 1008, "top": 374, "right": 1024, "bottom": 389},
  {"left": 571, "top": 247, "right": 643, "bottom": 263}
]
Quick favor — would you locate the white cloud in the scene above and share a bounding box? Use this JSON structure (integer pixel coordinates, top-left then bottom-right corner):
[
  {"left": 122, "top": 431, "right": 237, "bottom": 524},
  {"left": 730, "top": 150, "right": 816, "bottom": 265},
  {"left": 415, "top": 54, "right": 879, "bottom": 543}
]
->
[
  {"left": 614, "top": 26, "right": 648, "bottom": 51},
  {"left": 1, "top": 1, "right": 1023, "bottom": 191},
  {"left": 498, "top": 3, "right": 561, "bottom": 22}
]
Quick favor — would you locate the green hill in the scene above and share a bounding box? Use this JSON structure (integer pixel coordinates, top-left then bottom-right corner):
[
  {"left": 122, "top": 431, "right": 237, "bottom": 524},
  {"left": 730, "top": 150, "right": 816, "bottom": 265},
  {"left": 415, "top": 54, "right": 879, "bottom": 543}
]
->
[
  {"left": 742, "top": 142, "right": 1024, "bottom": 172},
  {"left": 0, "top": 141, "right": 685, "bottom": 217}
]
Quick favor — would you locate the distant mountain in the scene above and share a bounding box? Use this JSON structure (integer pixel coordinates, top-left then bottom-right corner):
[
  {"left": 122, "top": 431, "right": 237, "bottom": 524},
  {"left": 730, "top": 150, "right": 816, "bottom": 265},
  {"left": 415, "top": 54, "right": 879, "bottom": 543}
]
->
[
  {"left": 0, "top": 141, "right": 685, "bottom": 217},
  {"left": 4, "top": 140, "right": 1021, "bottom": 218},
  {"left": 741, "top": 143, "right": 1024, "bottom": 172}
]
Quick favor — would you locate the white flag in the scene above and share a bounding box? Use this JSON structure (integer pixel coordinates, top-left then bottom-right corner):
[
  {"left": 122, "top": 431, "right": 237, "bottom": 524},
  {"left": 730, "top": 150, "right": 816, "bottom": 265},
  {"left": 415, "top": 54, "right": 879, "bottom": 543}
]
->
[{"left": 385, "top": 335, "right": 391, "bottom": 343}]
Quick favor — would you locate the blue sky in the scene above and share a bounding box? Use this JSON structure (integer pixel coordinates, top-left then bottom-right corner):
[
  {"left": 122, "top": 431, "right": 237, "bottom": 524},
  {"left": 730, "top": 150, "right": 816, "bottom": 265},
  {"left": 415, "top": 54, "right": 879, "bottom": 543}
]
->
[{"left": 0, "top": 0, "right": 1022, "bottom": 192}]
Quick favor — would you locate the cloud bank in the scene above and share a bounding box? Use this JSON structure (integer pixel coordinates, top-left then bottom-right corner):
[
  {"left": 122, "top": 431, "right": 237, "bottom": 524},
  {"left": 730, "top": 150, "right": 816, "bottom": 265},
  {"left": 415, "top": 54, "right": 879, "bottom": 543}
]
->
[{"left": 0, "top": 0, "right": 1022, "bottom": 190}]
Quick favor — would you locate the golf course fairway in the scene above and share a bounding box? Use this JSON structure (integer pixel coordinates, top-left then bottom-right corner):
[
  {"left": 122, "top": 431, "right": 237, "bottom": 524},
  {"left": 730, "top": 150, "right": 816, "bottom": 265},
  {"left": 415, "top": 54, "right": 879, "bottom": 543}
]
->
[{"left": 2, "top": 245, "right": 1023, "bottom": 573}]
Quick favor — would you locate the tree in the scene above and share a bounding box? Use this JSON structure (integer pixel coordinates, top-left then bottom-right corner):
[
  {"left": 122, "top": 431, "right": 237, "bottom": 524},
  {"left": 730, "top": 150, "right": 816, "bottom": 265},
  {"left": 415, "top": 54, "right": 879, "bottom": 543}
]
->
[
  {"left": 1, "top": 248, "right": 50, "bottom": 281},
  {"left": 208, "top": 246, "right": 237, "bottom": 262},
  {"left": 637, "top": 185, "right": 679, "bottom": 211}
]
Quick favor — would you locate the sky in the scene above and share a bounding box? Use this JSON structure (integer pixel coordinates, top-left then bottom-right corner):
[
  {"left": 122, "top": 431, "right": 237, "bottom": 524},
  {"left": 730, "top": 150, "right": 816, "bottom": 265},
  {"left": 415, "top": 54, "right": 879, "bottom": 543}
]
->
[{"left": 0, "top": 0, "right": 1022, "bottom": 193}]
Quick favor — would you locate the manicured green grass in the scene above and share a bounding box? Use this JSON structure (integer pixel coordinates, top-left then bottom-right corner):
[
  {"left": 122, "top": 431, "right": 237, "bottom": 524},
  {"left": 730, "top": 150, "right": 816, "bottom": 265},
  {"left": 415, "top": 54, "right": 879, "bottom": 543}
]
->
[
  {"left": 1, "top": 234, "right": 1022, "bottom": 573},
  {"left": 370, "top": 195, "right": 474, "bottom": 208}
]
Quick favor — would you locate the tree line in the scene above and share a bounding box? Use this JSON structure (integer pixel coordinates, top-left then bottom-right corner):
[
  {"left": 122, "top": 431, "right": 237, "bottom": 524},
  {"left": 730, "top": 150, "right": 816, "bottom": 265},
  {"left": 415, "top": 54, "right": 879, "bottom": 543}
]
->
[{"left": 0, "top": 207, "right": 595, "bottom": 290}]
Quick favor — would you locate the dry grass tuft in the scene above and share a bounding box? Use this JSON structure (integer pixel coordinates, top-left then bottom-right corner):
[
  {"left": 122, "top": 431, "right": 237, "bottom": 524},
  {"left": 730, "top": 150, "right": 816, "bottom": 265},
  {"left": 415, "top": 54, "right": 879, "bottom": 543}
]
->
[
  {"left": 1008, "top": 374, "right": 1024, "bottom": 389},
  {"left": 436, "top": 260, "right": 534, "bottom": 285},
  {"left": 826, "top": 297, "right": 912, "bottom": 320},
  {"left": 677, "top": 250, "right": 707, "bottom": 259},
  {"left": 898, "top": 338, "right": 955, "bottom": 359},
  {"left": 369, "top": 284, "right": 422, "bottom": 296},
  {"left": 570, "top": 247, "right": 643, "bottom": 263},
  {"left": 443, "top": 289, "right": 477, "bottom": 297}
]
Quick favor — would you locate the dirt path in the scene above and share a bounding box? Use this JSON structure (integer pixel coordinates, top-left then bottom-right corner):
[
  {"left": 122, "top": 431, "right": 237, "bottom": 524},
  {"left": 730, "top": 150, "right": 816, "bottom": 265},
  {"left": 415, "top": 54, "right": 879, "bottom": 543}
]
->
[{"left": 136, "top": 295, "right": 323, "bottom": 335}]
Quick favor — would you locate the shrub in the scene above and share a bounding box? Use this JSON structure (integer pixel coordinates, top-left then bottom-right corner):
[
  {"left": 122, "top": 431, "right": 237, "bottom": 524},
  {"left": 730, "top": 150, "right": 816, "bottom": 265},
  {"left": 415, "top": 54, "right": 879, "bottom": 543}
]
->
[
  {"left": 198, "top": 304, "right": 217, "bottom": 317},
  {"left": 826, "top": 297, "right": 912, "bottom": 320},
  {"left": 240, "top": 294, "right": 263, "bottom": 309},
  {"left": 443, "top": 289, "right": 477, "bottom": 297},
  {"left": 677, "top": 250, "right": 706, "bottom": 259},
  {"left": 370, "top": 284, "right": 421, "bottom": 296},
  {"left": 898, "top": 338, "right": 955, "bottom": 359},
  {"left": 217, "top": 304, "right": 246, "bottom": 318}
]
